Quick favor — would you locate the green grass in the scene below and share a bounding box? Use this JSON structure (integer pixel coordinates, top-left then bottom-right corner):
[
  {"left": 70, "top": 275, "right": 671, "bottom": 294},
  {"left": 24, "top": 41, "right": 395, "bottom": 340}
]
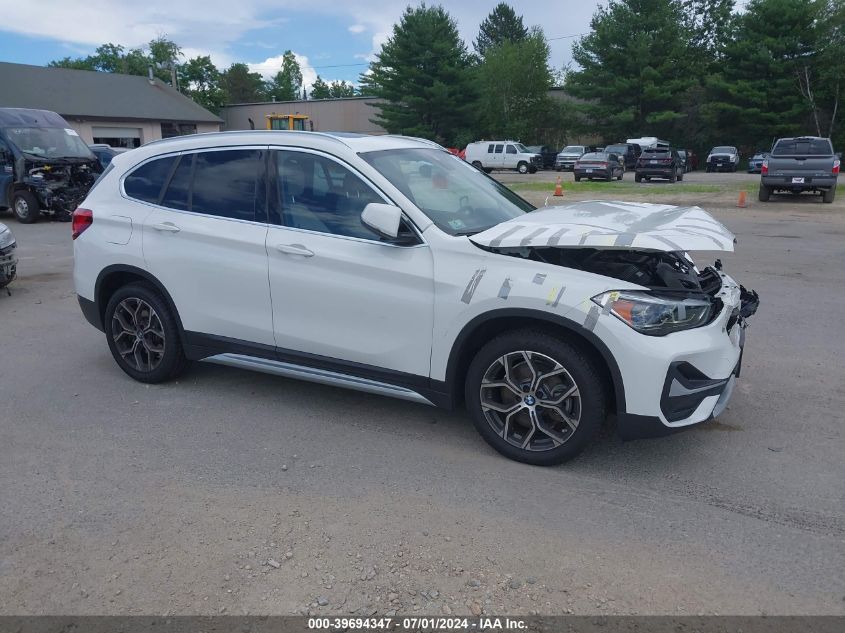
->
[{"left": 508, "top": 180, "right": 746, "bottom": 195}]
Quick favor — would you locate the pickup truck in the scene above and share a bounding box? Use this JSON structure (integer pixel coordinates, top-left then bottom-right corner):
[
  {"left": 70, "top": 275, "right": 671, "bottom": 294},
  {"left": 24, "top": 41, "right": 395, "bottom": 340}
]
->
[{"left": 759, "top": 136, "right": 839, "bottom": 202}]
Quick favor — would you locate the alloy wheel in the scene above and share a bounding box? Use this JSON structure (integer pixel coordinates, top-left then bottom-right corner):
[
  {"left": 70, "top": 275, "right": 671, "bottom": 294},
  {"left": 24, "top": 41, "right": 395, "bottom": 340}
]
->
[
  {"left": 479, "top": 351, "right": 581, "bottom": 452},
  {"left": 111, "top": 297, "right": 166, "bottom": 372}
]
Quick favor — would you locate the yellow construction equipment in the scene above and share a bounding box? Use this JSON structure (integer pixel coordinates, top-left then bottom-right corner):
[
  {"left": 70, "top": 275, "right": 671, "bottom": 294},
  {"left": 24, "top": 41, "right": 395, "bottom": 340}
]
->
[{"left": 265, "top": 113, "right": 309, "bottom": 131}]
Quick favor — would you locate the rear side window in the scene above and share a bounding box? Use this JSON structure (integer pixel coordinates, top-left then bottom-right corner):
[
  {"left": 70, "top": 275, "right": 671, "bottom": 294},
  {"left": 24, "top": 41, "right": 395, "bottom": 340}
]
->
[
  {"left": 487, "top": 144, "right": 494, "bottom": 153},
  {"left": 772, "top": 139, "right": 833, "bottom": 156},
  {"left": 191, "top": 150, "right": 260, "bottom": 221},
  {"left": 124, "top": 156, "right": 176, "bottom": 204},
  {"left": 494, "top": 145, "right": 503, "bottom": 154},
  {"left": 160, "top": 155, "right": 193, "bottom": 211}
]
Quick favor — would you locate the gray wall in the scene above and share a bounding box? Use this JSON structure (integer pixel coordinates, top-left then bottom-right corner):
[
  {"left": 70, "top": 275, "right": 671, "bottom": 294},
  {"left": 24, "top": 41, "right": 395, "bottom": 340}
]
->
[{"left": 221, "top": 97, "right": 387, "bottom": 135}]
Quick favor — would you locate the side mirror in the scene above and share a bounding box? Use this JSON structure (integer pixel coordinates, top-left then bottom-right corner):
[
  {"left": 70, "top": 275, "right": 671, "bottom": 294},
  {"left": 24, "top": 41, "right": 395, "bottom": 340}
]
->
[{"left": 361, "top": 202, "right": 402, "bottom": 240}]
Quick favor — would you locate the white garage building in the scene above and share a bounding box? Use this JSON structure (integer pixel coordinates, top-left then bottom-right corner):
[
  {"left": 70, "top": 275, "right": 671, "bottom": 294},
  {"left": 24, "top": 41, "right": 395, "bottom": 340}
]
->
[{"left": 0, "top": 62, "right": 221, "bottom": 148}]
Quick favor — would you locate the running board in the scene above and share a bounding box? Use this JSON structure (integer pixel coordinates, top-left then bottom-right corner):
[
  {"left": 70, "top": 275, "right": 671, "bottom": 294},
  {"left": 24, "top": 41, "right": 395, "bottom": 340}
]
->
[{"left": 202, "top": 353, "right": 435, "bottom": 406}]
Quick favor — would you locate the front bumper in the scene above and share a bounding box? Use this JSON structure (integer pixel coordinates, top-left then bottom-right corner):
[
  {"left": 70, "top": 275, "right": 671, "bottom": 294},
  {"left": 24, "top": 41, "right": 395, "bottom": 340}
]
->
[
  {"left": 707, "top": 160, "right": 736, "bottom": 171},
  {"left": 606, "top": 276, "right": 759, "bottom": 440},
  {"left": 0, "top": 242, "right": 17, "bottom": 286},
  {"left": 555, "top": 158, "right": 578, "bottom": 170}
]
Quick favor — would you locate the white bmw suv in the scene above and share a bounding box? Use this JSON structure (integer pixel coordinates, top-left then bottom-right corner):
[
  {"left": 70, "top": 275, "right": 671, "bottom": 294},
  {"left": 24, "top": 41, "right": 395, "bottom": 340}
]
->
[{"left": 73, "top": 131, "right": 759, "bottom": 465}]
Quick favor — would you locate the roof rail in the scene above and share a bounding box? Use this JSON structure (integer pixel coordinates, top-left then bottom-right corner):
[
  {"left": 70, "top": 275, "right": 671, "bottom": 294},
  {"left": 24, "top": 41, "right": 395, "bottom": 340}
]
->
[{"left": 142, "top": 129, "right": 354, "bottom": 149}]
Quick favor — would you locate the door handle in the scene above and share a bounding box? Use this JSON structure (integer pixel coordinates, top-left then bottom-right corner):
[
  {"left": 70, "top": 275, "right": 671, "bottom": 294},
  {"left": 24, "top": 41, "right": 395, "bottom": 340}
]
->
[
  {"left": 276, "top": 243, "right": 314, "bottom": 257},
  {"left": 151, "top": 222, "right": 181, "bottom": 233}
]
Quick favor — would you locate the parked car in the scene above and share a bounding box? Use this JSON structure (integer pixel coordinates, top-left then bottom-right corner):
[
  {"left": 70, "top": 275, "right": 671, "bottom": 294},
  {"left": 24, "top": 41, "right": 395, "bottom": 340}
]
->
[
  {"left": 0, "top": 108, "right": 101, "bottom": 223},
  {"left": 89, "top": 144, "right": 129, "bottom": 170},
  {"left": 603, "top": 143, "right": 640, "bottom": 170},
  {"left": 574, "top": 152, "right": 624, "bottom": 181},
  {"left": 705, "top": 146, "right": 740, "bottom": 172},
  {"left": 464, "top": 141, "right": 542, "bottom": 174},
  {"left": 554, "top": 145, "right": 597, "bottom": 171},
  {"left": 0, "top": 222, "right": 16, "bottom": 291},
  {"left": 747, "top": 151, "right": 770, "bottom": 174},
  {"left": 524, "top": 145, "right": 558, "bottom": 170},
  {"left": 72, "top": 131, "right": 759, "bottom": 466},
  {"left": 759, "top": 136, "right": 839, "bottom": 202},
  {"left": 635, "top": 147, "right": 685, "bottom": 182}
]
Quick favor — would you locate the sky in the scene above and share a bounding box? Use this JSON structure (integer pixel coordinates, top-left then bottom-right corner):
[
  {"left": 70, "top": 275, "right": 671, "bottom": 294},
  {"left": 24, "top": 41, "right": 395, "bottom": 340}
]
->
[{"left": 0, "top": 0, "right": 606, "bottom": 89}]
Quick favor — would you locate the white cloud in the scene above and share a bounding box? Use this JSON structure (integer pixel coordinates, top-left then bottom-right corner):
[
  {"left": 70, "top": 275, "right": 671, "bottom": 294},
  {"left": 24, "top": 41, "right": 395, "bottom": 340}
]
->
[
  {"left": 348, "top": 24, "right": 366, "bottom": 34},
  {"left": 248, "top": 51, "right": 317, "bottom": 91}
]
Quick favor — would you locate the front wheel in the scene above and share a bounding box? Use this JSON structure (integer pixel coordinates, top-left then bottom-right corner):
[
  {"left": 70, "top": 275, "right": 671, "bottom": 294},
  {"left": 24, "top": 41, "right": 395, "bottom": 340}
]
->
[
  {"left": 104, "top": 282, "right": 189, "bottom": 383},
  {"left": 465, "top": 331, "right": 607, "bottom": 466},
  {"left": 517, "top": 162, "right": 529, "bottom": 174},
  {"left": 13, "top": 191, "right": 40, "bottom": 224}
]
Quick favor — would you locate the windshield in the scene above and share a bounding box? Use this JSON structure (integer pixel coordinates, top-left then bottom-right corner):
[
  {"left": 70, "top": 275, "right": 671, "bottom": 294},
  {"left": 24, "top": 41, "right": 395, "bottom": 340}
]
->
[
  {"left": 360, "top": 148, "right": 533, "bottom": 236},
  {"left": 605, "top": 145, "right": 626, "bottom": 154},
  {"left": 561, "top": 146, "right": 583, "bottom": 154},
  {"left": 712, "top": 146, "right": 735, "bottom": 154},
  {"left": 5, "top": 127, "right": 94, "bottom": 159}
]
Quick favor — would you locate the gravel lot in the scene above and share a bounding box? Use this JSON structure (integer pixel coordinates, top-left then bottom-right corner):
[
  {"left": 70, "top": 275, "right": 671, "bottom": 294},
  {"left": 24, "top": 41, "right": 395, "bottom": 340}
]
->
[{"left": 1, "top": 169, "right": 843, "bottom": 616}]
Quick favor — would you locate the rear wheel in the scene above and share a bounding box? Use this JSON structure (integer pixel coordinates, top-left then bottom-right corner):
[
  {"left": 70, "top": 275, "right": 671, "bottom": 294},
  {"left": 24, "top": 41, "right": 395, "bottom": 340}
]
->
[
  {"left": 13, "top": 191, "right": 40, "bottom": 224},
  {"left": 669, "top": 170, "right": 677, "bottom": 183},
  {"left": 104, "top": 282, "right": 189, "bottom": 383},
  {"left": 465, "top": 330, "right": 607, "bottom": 466},
  {"left": 758, "top": 185, "right": 771, "bottom": 202},
  {"left": 678, "top": 170, "right": 684, "bottom": 181},
  {"left": 635, "top": 173, "right": 642, "bottom": 182},
  {"left": 823, "top": 186, "right": 836, "bottom": 203},
  {"left": 471, "top": 161, "right": 483, "bottom": 171},
  {"left": 574, "top": 175, "right": 581, "bottom": 182}
]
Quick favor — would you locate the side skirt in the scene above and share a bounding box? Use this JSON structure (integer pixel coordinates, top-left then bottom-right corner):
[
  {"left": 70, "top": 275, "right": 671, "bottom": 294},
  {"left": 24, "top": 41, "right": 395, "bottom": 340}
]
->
[{"left": 203, "top": 353, "right": 436, "bottom": 407}]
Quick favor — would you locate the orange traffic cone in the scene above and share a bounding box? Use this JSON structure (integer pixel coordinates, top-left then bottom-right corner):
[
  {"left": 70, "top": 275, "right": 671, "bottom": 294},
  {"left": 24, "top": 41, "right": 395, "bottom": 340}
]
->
[
  {"left": 553, "top": 177, "right": 563, "bottom": 197},
  {"left": 737, "top": 190, "right": 747, "bottom": 208}
]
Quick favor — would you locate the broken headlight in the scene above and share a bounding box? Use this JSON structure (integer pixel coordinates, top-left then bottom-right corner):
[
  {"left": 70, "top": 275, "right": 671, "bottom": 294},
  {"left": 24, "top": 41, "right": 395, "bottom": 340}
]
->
[{"left": 591, "top": 290, "right": 714, "bottom": 336}]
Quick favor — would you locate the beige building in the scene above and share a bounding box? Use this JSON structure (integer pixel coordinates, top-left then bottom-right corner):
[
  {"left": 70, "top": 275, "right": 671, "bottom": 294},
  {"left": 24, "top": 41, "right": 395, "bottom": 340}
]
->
[
  {"left": 221, "top": 97, "right": 387, "bottom": 135},
  {"left": 0, "top": 62, "right": 221, "bottom": 147}
]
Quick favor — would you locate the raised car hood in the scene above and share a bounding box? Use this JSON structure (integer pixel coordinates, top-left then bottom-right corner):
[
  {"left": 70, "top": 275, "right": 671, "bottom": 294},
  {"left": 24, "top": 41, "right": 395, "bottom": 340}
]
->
[{"left": 470, "top": 200, "right": 735, "bottom": 252}]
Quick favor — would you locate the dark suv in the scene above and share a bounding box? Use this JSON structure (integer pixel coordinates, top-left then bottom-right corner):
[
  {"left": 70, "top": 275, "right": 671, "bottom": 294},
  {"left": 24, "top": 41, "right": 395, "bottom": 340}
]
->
[
  {"left": 603, "top": 143, "right": 640, "bottom": 170},
  {"left": 635, "top": 148, "right": 684, "bottom": 183}
]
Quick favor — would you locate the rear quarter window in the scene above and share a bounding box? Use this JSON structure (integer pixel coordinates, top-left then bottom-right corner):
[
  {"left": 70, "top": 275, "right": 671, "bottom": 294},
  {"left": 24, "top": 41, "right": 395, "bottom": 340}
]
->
[{"left": 123, "top": 156, "right": 177, "bottom": 204}]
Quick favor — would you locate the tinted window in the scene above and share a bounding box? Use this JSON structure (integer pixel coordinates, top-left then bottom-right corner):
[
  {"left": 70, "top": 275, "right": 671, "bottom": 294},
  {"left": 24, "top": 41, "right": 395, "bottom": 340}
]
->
[
  {"left": 275, "top": 151, "right": 382, "bottom": 239},
  {"left": 772, "top": 139, "right": 833, "bottom": 156},
  {"left": 561, "top": 146, "right": 583, "bottom": 153},
  {"left": 124, "top": 156, "right": 176, "bottom": 204},
  {"left": 160, "top": 154, "right": 193, "bottom": 211},
  {"left": 487, "top": 144, "right": 494, "bottom": 153},
  {"left": 506, "top": 145, "right": 517, "bottom": 154},
  {"left": 605, "top": 145, "right": 627, "bottom": 154},
  {"left": 494, "top": 145, "right": 504, "bottom": 154},
  {"left": 643, "top": 149, "right": 670, "bottom": 157},
  {"left": 192, "top": 150, "right": 260, "bottom": 221}
]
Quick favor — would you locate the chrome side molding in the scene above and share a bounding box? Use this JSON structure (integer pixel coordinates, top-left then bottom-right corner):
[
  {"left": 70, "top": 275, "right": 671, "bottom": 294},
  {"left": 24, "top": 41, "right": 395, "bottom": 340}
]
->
[{"left": 202, "top": 353, "right": 435, "bottom": 406}]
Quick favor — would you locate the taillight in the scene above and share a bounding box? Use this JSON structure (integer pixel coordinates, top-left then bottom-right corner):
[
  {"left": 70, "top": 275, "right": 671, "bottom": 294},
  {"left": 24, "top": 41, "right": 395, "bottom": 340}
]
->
[
  {"left": 598, "top": 162, "right": 607, "bottom": 168},
  {"left": 833, "top": 160, "right": 840, "bottom": 175},
  {"left": 761, "top": 160, "right": 768, "bottom": 176},
  {"left": 72, "top": 208, "right": 93, "bottom": 240}
]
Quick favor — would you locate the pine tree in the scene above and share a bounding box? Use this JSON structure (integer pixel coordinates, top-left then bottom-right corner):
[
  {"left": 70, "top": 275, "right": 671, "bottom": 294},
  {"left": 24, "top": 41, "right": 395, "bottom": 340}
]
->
[
  {"left": 360, "top": 5, "right": 476, "bottom": 144},
  {"left": 311, "top": 76, "right": 331, "bottom": 99},
  {"left": 220, "top": 63, "right": 266, "bottom": 104},
  {"left": 267, "top": 51, "right": 303, "bottom": 102},
  {"left": 474, "top": 3, "right": 529, "bottom": 58}
]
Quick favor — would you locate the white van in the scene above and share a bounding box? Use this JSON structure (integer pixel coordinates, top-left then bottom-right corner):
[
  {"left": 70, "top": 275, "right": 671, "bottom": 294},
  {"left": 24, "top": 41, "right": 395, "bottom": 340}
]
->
[{"left": 464, "top": 141, "right": 542, "bottom": 174}]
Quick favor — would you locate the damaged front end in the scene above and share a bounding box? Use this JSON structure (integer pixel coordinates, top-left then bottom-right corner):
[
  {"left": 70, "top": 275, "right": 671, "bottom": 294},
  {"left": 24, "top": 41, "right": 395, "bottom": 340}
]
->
[
  {"left": 0, "top": 222, "right": 17, "bottom": 291},
  {"left": 22, "top": 158, "right": 99, "bottom": 215}
]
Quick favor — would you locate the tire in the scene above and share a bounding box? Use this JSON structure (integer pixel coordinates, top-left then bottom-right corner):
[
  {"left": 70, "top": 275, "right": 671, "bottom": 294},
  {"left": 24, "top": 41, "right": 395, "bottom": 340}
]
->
[
  {"left": 669, "top": 170, "right": 677, "bottom": 183},
  {"left": 517, "top": 162, "right": 529, "bottom": 174},
  {"left": 574, "top": 175, "right": 581, "bottom": 182},
  {"left": 484, "top": 168, "right": 493, "bottom": 174},
  {"left": 471, "top": 161, "right": 483, "bottom": 171},
  {"left": 617, "top": 172, "right": 623, "bottom": 181},
  {"left": 823, "top": 185, "right": 836, "bottom": 203},
  {"left": 465, "top": 330, "right": 607, "bottom": 466},
  {"left": 706, "top": 166, "right": 711, "bottom": 173},
  {"left": 104, "top": 282, "right": 189, "bottom": 383},
  {"left": 635, "top": 173, "right": 642, "bottom": 183},
  {"left": 758, "top": 185, "right": 771, "bottom": 202},
  {"left": 556, "top": 167, "right": 562, "bottom": 172},
  {"left": 678, "top": 170, "right": 684, "bottom": 182},
  {"left": 12, "top": 191, "right": 40, "bottom": 224}
]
